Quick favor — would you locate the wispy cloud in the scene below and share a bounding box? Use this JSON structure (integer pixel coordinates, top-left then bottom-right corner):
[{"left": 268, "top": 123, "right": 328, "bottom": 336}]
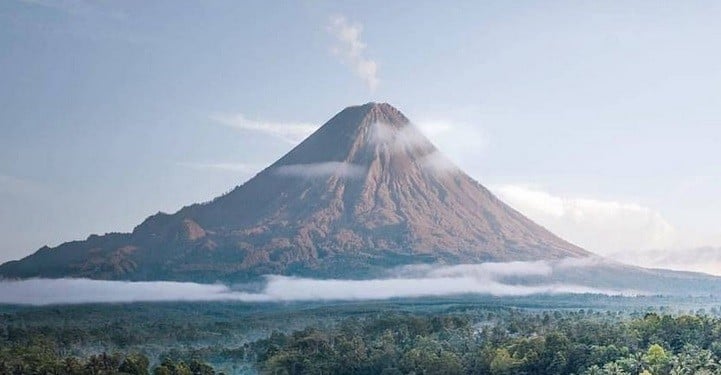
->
[
  {"left": 367, "top": 120, "right": 467, "bottom": 173},
  {"left": 492, "top": 184, "right": 677, "bottom": 255},
  {"left": 419, "top": 151, "right": 459, "bottom": 173},
  {"left": 394, "top": 260, "right": 553, "bottom": 279},
  {"left": 609, "top": 246, "right": 721, "bottom": 276},
  {"left": 0, "top": 259, "right": 635, "bottom": 305},
  {"left": 414, "top": 118, "right": 488, "bottom": 170},
  {"left": 369, "top": 122, "right": 433, "bottom": 151},
  {"left": 274, "top": 162, "right": 365, "bottom": 179},
  {"left": 327, "top": 15, "right": 379, "bottom": 91},
  {"left": 176, "top": 162, "right": 260, "bottom": 173},
  {"left": 211, "top": 113, "right": 318, "bottom": 144}
]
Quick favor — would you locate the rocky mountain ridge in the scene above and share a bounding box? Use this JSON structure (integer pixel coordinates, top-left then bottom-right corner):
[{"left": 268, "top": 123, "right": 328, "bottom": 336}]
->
[{"left": 0, "top": 103, "right": 589, "bottom": 282}]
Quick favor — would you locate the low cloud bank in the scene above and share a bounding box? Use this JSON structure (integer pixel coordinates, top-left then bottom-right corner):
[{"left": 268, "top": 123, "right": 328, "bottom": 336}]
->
[
  {"left": 610, "top": 247, "right": 721, "bottom": 276},
  {"left": 0, "top": 259, "right": 638, "bottom": 305},
  {"left": 0, "top": 278, "right": 265, "bottom": 305}
]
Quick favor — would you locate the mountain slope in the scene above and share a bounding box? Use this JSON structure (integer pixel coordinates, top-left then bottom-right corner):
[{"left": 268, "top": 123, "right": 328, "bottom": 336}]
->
[{"left": 0, "top": 103, "right": 589, "bottom": 282}]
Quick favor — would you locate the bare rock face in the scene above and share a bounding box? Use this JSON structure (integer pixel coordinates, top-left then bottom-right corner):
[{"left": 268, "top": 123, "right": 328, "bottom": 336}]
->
[
  {"left": 0, "top": 103, "right": 589, "bottom": 282},
  {"left": 181, "top": 219, "right": 206, "bottom": 241}
]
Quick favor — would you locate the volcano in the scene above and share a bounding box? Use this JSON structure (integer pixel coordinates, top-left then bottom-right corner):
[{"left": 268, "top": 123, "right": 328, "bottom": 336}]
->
[{"left": 0, "top": 103, "right": 590, "bottom": 282}]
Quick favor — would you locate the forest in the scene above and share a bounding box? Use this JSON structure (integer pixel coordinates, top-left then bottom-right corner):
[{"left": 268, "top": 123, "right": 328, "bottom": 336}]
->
[{"left": 2, "top": 295, "right": 721, "bottom": 374}]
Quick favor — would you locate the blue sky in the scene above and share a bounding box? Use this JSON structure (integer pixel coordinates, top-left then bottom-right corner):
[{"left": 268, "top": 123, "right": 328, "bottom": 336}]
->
[{"left": 1, "top": 0, "right": 720, "bottom": 273}]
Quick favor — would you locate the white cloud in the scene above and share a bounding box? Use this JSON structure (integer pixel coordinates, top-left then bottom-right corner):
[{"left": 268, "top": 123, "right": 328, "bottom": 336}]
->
[
  {"left": 177, "top": 162, "right": 260, "bottom": 173},
  {"left": 492, "top": 184, "right": 678, "bottom": 255},
  {"left": 211, "top": 113, "right": 318, "bottom": 144},
  {"left": 414, "top": 119, "right": 488, "bottom": 169},
  {"left": 609, "top": 247, "right": 721, "bottom": 276},
  {"left": 0, "top": 278, "right": 268, "bottom": 305},
  {"left": 369, "top": 122, "right": 432, "bottom": 150},
  {"left": 0, "top": 259, "right": 636, "bottom": 305},
  {"left": 327, "top": 15, "right": 379, "bottom": 91},
  {"left": 274, "top": 162, "right": 366, "bottom": 179},
  {"left": 419, "top": 151, "right": 459, "bottom": 173},
  {"left": 395, "top": 261, "right": 553, "bottom": 279},
  {"left": 260, "top": 275, "right": 620, "bottom": 301},
  {"left": 369, "top": 117, "right": 485, "bottom": 173}
]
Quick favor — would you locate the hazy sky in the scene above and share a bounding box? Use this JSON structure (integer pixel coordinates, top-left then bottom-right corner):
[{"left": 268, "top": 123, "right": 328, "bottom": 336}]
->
[{"left": 1, "top": 1, "right": 720, "bottom": 273}]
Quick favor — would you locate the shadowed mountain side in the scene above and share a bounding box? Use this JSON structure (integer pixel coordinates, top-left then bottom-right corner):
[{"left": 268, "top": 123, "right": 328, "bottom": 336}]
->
[{"left": 0, "top": 103, "right": 607, "bottom": 283}]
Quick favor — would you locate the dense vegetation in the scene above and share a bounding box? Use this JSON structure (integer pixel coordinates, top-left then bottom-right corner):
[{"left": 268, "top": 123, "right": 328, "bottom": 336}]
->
[
  {"left": 251, "top": 312, "right": 721, "bottom": 374},
  {"left": 0, "top": 347, "right": 216, "bottom": 375},
  {"left": 2, "top": 296, "right": 721, "bottom": 374}
]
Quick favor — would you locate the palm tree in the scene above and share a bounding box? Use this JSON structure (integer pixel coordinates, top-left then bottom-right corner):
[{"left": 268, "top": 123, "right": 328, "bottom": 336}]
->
[
  {"left": 694, "top": 349, "right": 719, "bottom": 371},
  {"left": 583, "top": 365, "right": 604, "bottom": 375},
  {"left": 602, "top": 362, "right": 629, "bottom": 375}
]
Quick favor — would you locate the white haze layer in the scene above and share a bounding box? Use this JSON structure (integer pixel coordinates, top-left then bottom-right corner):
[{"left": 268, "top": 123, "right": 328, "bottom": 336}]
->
[
  {"left": 368, "top": 122, "right": 460, "bottom": 175},
  {"left": 274, "top": 162, "right": 366, "bottom": 178},
  {"left": 609, "top": 246, "right": 721, "bottom": 276},
  {"left": 419, "top": 151, "right": 459, "bottom": 173},
  {"left": 369, "top": 122, "right": 432, "bottom": 151},
  {"left": 0, "top": 259, "right": 639, "bottom": 305}
]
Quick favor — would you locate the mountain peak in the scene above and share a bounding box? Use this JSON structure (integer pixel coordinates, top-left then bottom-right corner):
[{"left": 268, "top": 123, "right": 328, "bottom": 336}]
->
[
  {"left": 0, "top": 102, "right": 590, "bottom": 282},
  {"left": 327, "top": 102, "right": 410, "bottom": 134},
  {"left": 353, "top": 102, "right": 409, "bottom": 127},
  {"left": 271, "top": 102, "right": 415, "bottom": 167}
]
